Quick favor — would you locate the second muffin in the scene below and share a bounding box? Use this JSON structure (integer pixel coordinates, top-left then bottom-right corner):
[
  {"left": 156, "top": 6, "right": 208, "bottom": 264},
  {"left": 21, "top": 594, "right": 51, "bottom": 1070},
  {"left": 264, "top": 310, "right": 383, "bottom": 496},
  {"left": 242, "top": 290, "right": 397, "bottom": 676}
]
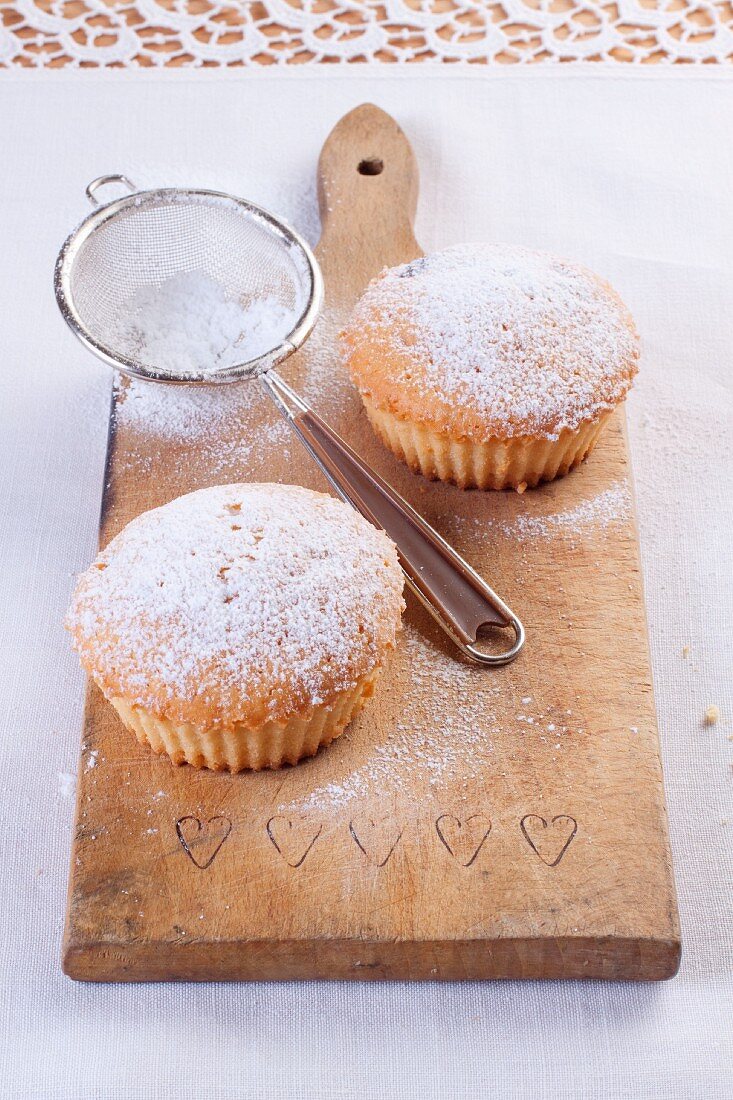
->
[
  {"left": 66, "top": 483, "right": 404, "bottom": 771},
  {"left": 341, "top": 244, "right": 640, "bottom": 490}
]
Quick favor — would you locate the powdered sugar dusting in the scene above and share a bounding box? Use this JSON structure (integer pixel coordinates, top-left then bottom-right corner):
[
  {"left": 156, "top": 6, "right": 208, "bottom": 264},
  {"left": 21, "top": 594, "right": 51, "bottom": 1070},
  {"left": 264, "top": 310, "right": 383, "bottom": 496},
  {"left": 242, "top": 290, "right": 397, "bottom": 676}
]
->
[
  {"left": 67, "top": 484, "right": 404, "bottom": 726},
  {"left": 345, "top": 244, "right": 639, "bottom": 440},
  {"left": 279, "top": 618, "right": 600, "bottom": 817},
  {"left": 281, "top": 623, "right": 502, "bottom": 813},
  {"left": 113, "top": 375, "right": 292, "bottom": 478},
  {"left": 495, "top": 482, "right": 631, "bottom": 540},
  {"left": 116, "top": 374, "right": 273, "bottom": 441},
  {"left": 108, "top": 197, "right": 331, "bottom": 462}
]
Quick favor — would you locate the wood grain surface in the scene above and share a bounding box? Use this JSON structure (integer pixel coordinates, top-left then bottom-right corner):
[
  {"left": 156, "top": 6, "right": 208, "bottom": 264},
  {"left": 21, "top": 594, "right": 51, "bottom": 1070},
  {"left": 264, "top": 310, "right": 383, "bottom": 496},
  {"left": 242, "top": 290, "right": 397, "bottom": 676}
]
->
[{"left": 63, "top": 104, "right": 680, "bottom": 982}]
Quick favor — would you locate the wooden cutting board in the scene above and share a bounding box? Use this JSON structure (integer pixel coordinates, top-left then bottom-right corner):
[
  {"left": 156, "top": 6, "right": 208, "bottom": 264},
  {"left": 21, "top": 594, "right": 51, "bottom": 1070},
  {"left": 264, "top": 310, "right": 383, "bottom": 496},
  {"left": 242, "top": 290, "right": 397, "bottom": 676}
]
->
[{"left": 63, "top": 104, "right": 680, "bottom": 982}]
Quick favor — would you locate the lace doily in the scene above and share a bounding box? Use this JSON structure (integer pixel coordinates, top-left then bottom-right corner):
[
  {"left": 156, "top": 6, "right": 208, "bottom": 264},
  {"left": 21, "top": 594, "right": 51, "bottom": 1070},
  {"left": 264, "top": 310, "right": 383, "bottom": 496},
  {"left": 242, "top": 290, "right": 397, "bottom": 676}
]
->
[{"left": 1, "top": 0, "right": 731, "bottom": 68}]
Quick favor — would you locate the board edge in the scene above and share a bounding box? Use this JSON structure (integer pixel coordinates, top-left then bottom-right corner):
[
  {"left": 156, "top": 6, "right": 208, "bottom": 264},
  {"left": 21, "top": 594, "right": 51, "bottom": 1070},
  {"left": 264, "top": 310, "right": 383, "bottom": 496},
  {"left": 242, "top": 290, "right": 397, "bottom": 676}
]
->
[{"left": 62, "top": 932, "right": 681, "bottom": 984}]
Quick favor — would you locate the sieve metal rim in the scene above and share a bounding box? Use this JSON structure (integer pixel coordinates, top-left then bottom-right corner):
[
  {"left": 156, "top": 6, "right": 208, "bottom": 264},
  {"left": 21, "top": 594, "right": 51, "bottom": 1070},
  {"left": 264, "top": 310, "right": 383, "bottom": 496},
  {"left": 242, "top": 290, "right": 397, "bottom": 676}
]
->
[{"left": 53, "top": 185, "right": 324, "bottom": 385}]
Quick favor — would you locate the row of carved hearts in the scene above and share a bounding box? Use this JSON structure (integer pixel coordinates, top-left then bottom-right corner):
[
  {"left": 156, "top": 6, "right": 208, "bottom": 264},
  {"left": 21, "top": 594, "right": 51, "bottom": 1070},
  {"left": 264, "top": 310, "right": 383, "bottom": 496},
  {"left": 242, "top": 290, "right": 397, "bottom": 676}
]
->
[{"left": 175, "top": 813, "right": 577, "bottom": 871}]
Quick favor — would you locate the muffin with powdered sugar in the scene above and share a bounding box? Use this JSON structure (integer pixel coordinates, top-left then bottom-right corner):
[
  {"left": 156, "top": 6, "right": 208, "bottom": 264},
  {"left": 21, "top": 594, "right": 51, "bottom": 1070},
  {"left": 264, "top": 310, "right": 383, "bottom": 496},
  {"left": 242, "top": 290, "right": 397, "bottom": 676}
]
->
[
  {"left": 341, "top": 244, "right": 639, "bottom": 491},
  {"left": 66, "top": 483, "right": 404, "bottom": 771}
]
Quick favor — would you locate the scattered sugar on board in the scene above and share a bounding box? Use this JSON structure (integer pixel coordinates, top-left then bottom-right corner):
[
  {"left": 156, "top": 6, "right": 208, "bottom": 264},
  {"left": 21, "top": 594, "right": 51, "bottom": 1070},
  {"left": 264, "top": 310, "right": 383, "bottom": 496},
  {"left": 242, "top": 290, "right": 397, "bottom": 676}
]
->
[
  {"left": 499, "top": 483, "right": 631, "bottom": 540},
  {"left": 282, "top": 624, "right": 500, "bottom": 813},
  {"left": 281, "top": 618, "right": 595, "bottom": 817},
  {"left": 449, "top": 482, "right": 630, "bottom": 545},
  {"left": 116, "top": 373, "right": 287, "bottom": 445},
  {"left": 112, "top": 321, "right": 340, "bottom": 477}
]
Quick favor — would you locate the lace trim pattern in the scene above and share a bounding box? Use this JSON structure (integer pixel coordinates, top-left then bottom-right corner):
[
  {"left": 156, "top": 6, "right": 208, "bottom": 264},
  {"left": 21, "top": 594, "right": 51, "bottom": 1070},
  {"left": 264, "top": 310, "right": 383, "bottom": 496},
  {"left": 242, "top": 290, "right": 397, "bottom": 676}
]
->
[{"left": 1, "top": 0, "right": 732, "bottom": 68}]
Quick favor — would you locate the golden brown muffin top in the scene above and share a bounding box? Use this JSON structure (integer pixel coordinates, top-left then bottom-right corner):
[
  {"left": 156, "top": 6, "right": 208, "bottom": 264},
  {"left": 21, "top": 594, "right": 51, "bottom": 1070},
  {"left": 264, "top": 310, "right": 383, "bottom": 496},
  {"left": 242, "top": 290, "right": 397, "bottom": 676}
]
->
[
  {"left": 66, "top": 484, "right": 404, "bottom": 729},
  {"left": 341, "top": 244, "right": 640, "bottom": 443}
]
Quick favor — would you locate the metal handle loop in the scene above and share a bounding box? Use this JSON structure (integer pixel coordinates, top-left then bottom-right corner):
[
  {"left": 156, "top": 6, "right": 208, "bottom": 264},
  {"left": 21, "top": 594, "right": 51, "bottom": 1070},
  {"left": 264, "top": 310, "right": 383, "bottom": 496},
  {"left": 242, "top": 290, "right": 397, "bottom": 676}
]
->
[
  {"left": 85, "top": 174, "right": 137, "bottom": 208},
  {"left": 464, "top": 616, "right": 526, "bottom": 667}
]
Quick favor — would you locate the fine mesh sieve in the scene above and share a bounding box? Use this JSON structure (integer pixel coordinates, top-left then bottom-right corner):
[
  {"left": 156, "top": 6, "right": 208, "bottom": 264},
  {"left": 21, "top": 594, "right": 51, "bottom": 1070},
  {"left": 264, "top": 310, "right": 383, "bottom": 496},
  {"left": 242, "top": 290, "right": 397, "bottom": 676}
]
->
[
  {"left": 55, "top": 175, "right": 322, "bottom": 384},
  {"left": 54, "top": 175, "right": 524, "bottom": 667}
]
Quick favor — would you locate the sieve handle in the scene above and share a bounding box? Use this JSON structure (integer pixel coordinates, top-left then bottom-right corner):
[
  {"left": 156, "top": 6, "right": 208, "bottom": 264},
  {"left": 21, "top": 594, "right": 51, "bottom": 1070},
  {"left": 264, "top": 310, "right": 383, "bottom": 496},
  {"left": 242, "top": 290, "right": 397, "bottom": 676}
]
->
[
  {"left": 85, "top": 174, "right": 137, "bottom": 207},
  {"left": 261, "top": 370, "right": 524, "bottom": 666}
]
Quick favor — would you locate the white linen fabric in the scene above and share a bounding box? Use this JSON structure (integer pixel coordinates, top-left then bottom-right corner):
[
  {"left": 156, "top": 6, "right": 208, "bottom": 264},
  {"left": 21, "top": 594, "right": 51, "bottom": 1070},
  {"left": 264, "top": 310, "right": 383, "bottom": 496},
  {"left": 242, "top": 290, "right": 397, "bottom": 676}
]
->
[{"left": 0, "top": 68, "right": 731, "bottom": 1099}]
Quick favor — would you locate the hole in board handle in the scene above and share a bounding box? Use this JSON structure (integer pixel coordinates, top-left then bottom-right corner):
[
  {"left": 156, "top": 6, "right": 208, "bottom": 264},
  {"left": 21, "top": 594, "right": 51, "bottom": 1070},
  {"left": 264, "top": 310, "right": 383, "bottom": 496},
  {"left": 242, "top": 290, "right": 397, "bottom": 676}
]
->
[{"left": 358, "top": 158, "right": 384, "bottom": 176}]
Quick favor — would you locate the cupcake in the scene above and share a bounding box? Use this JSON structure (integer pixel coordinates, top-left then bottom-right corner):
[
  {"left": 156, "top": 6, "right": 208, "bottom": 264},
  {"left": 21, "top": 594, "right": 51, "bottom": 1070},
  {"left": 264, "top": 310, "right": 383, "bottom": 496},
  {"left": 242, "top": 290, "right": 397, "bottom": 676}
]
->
[
  {"left": 341, "top": 244, "right": 639, "bottom": 490},
  {"left": 66, "top": 484, "right": 404, "bottom": 771}
]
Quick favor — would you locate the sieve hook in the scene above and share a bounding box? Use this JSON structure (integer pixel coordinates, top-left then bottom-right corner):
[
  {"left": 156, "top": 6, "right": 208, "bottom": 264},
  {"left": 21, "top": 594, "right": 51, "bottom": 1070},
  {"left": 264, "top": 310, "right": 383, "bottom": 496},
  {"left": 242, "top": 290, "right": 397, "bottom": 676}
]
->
[{"left": 85, "top": 175, "right": 137, "bottom": 208}]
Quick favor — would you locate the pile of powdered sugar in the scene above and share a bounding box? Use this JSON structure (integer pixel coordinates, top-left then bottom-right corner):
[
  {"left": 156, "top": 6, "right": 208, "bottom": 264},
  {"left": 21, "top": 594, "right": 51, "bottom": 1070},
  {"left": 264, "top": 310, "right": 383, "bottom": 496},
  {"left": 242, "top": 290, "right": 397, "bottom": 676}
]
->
[
  {"left": 111, "top": 272, "right": 296, "bottom": 375},
  {"left": 107, "top": 192, "right": 345, "bottom": 455},
  {"left": 346, "top": 244, "right": 639, "bottom": 439}
]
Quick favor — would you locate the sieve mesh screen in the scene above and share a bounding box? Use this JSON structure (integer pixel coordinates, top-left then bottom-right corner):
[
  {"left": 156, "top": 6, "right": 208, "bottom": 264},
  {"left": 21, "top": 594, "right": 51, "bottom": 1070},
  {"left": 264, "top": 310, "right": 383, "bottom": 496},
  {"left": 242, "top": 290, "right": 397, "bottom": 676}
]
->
[{"left": 61, "top": 191, "right": 315, "bottom": 378}]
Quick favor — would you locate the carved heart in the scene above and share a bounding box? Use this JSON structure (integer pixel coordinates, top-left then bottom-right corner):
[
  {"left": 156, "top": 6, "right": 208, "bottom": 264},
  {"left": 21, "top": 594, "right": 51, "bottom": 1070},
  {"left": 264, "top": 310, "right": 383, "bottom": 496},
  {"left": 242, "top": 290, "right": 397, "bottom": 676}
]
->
[
  {"left": 266, "top": 816, "right": 322, "bottom": 868},
  {"left": 175, "top": 815, "right": 231, "bottom": 870},
  {"left": 520, "top": 814, "right": 577, "bottom": 867},
  {"left": 436, "top": 813, "right": 492, "bottom": 867},
  {"left": 349, "top": 816, "right": 403, "bottom": 867}
]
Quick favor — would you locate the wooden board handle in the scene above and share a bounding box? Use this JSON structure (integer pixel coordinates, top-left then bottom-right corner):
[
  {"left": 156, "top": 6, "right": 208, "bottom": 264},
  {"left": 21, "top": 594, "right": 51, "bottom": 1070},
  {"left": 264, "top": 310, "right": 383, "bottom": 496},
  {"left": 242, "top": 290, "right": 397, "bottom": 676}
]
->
[{"left": 316, "top": 104, "right": 422, "bottom": 298}]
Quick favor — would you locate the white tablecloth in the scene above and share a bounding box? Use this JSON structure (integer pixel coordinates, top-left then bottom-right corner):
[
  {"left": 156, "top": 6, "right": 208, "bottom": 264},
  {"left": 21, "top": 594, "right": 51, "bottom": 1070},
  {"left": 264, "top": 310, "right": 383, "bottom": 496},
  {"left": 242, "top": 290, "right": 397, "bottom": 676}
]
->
[{"left": 0, "top": 68, "right": 731, "bottom": 1099}]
